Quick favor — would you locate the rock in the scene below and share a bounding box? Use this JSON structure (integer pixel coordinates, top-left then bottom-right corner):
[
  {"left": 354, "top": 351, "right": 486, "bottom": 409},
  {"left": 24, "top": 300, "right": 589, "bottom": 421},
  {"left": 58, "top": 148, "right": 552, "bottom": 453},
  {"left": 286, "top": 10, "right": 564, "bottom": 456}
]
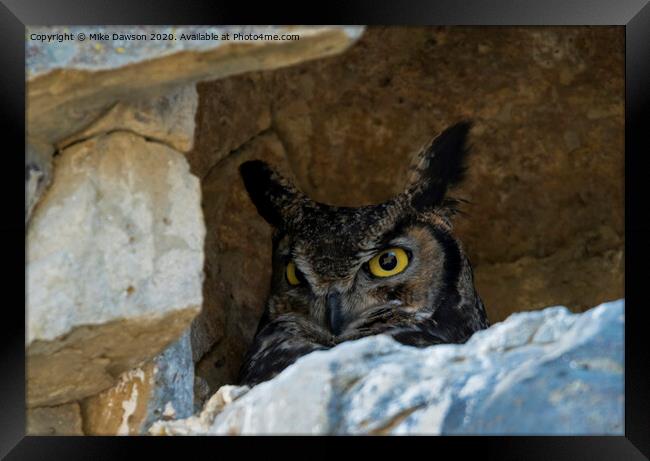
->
[
  {"left": 187, "top": 74, "right": 272, "bottom": 178},
  {"left": 474, "top": 245, "right": 623, "bottom": 321},
  {"left": 27, "top": 26, "right": 364, "bottom": 145},
  {"left": 27, "top": 402, "right": 84, "bottom": 435},
  {"left": 151, "top": 385, "right": 250, "bottom": 436},
  {"left": 82, "top": 330, "right": 194, "bottom": 435},
  {"left": 150, "top": 299, "right": 624, "bottom": 435},
  {"left": 82, "top": 366, "right": 151, "bottom": 435},
  {"left": 26, "top": 131, "right": 205, "bottom": 407},
  {"left": 193, "top": 376, "right": 211, "bottom": 413},
  {"left": 57, "top": 84, "right": 199, "bottom": 153},
  {"left": 26, "top": 138, "right": 54, "bottom": 223}
]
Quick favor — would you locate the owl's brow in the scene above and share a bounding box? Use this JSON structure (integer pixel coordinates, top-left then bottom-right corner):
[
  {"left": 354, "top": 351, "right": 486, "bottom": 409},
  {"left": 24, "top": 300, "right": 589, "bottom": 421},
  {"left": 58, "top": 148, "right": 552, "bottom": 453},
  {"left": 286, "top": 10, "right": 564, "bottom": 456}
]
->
[
  {"left": 359, "top": 216, "right": 419, "bottom": 254},
  {"left": 356, "top": 245, "right": 383, "bottom": 256}
]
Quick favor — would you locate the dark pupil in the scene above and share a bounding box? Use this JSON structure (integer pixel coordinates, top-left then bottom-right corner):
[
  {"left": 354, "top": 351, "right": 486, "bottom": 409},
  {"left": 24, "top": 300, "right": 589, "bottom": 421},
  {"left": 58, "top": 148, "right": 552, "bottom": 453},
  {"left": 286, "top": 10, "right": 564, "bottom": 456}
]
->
[{"left": 379, "top": 252, "right": 398, "bottom": 271}]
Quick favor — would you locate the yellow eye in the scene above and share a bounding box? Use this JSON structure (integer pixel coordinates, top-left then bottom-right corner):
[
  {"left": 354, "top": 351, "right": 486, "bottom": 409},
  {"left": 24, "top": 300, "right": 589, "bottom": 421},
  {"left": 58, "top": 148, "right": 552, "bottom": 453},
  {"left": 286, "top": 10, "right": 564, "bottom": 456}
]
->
[
  {"left": 368, "top": 248, "right": 410, "bottom": 278},
  {"left": 286, "top": 261, "right": 302, "bottom": 286}
]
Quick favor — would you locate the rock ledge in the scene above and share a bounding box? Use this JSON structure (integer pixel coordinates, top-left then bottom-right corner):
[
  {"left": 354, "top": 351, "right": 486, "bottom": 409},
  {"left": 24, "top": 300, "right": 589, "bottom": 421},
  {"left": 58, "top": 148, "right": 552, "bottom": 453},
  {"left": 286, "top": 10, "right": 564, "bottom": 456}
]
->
[{"left": 151, "top": 299, "right": 624, "bottom": 435}]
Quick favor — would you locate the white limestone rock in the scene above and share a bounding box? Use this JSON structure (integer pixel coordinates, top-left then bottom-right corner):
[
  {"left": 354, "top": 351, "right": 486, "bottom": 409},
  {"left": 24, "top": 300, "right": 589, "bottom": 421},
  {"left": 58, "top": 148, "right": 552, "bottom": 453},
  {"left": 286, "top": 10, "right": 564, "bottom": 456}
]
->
[
  {"left": 27, "top": 131, "right": 205, "bottom": 406},
  {"left": 151, "top": 299, "right": 624, "bottom": 435}
]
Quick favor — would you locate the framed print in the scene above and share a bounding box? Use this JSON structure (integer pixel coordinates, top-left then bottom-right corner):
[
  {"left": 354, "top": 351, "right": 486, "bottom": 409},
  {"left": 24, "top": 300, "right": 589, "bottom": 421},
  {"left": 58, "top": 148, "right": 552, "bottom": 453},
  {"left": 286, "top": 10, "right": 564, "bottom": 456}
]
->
[{"left": 3, "top": 0, "right": 649, "bottom": 459}]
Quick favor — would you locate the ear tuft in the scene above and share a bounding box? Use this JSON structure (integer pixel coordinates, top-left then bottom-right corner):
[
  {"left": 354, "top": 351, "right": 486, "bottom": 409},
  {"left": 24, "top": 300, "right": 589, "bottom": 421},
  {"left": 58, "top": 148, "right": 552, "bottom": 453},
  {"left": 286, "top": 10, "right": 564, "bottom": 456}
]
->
[
  {"left": 239, "top": 160, "right": 282, "bottom": 227},
  {"left": 427, "top": 120, "right": 472, "bottom": 187},
  {"left": 239, "top": 160, "right": 298, "bottom": 229},
  {"left": 408, "top": 121, "right": 473, "bottom": 211}
]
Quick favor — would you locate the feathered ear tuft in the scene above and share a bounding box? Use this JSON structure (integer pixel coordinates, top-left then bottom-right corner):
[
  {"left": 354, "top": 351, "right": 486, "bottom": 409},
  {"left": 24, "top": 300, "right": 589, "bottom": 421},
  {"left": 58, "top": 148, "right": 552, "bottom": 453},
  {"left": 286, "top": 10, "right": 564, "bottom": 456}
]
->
[
  {"left": 239, "top": 160, "right": 303, "bottom": 229},
  {"left": 406, "top": 121, "right": 473, "bottom": 211}
]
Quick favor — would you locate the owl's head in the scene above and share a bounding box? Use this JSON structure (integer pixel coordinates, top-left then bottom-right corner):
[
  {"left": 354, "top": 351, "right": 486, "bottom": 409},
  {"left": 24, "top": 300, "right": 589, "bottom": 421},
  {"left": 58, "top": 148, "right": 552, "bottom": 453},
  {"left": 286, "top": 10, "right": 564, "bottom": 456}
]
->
[{"left": 240, "top": 121, "right": 486, "bottom": 343}]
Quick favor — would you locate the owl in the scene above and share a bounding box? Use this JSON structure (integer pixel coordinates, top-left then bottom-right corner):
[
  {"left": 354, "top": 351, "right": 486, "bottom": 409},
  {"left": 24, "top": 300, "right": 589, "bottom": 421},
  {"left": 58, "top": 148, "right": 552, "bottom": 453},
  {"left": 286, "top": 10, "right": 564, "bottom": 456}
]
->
[{"left": 237, "top": 121, "right": 488, "bottom": 386}]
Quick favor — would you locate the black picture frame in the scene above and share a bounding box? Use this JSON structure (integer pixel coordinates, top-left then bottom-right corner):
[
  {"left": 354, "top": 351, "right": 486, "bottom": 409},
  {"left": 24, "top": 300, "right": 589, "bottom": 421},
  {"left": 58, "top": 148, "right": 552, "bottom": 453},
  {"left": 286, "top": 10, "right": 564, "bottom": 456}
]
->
[{"left": 3, "top": 0, "right": 649, "bottom": 459}]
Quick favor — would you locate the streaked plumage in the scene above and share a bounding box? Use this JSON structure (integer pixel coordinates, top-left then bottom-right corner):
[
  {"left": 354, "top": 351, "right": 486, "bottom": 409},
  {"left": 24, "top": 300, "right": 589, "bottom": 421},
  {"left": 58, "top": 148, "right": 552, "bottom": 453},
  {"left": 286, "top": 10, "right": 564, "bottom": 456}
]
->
[{"left": 237, "top": 121, "right": 488, "bottom": 386}]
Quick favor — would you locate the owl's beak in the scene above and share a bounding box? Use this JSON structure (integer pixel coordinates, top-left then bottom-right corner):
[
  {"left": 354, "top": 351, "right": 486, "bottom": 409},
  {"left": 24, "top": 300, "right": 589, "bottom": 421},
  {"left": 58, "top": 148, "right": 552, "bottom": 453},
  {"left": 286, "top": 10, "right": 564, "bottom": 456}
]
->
[{"left": 326, "top": 291, "right": 344, "bottom": 336}]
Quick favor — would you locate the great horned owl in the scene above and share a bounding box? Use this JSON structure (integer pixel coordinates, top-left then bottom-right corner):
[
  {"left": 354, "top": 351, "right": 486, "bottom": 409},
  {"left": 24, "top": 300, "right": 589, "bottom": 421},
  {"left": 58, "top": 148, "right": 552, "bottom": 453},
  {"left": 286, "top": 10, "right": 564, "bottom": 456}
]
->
[{"left": 237, "top": 121, "right": 488, "bottom": 386}]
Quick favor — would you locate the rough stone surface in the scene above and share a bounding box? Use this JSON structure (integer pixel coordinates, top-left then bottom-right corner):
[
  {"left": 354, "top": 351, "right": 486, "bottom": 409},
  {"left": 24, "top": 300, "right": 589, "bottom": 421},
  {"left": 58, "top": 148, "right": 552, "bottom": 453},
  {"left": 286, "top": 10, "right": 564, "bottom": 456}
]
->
[
  {"left": 27, "top": 26, "right": 364, "bottom": 145},
  {"left": 26, "top": 131, "right": 204, "bottom": 406},
  {"left": 82, "top": 330, "right": 194, "bottom": 435},
  {"left": 27, "top": 402, "right": 84, "bottom": 435},
  {"left": 26, "top": 138, "right": 54, "bottom": 223},
  {"left": 151, "top": 299, "right": 624, "bottom": 435},
  {"left": 58, "top": 84, "right": 199, "bottom": 153},
  {"left": 187, "top": 27, "right": 623, "bottom": 395},
  {"left": 188, "top": 74, "right": 272, "bottom": 178}
]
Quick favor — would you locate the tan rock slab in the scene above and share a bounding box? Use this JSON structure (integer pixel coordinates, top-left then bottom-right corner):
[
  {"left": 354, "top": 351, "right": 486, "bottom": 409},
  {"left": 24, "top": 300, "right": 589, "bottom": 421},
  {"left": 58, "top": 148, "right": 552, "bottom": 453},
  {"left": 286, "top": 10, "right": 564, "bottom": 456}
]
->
[
  {"left": 27, "top": 402, "right": 84, "bottom": 435},
  {"left": 27, "top": 26, "right": 364, "bottom": 145},
  {"left": 57, "top": 84, "right": 199, "bottom": 153}
]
